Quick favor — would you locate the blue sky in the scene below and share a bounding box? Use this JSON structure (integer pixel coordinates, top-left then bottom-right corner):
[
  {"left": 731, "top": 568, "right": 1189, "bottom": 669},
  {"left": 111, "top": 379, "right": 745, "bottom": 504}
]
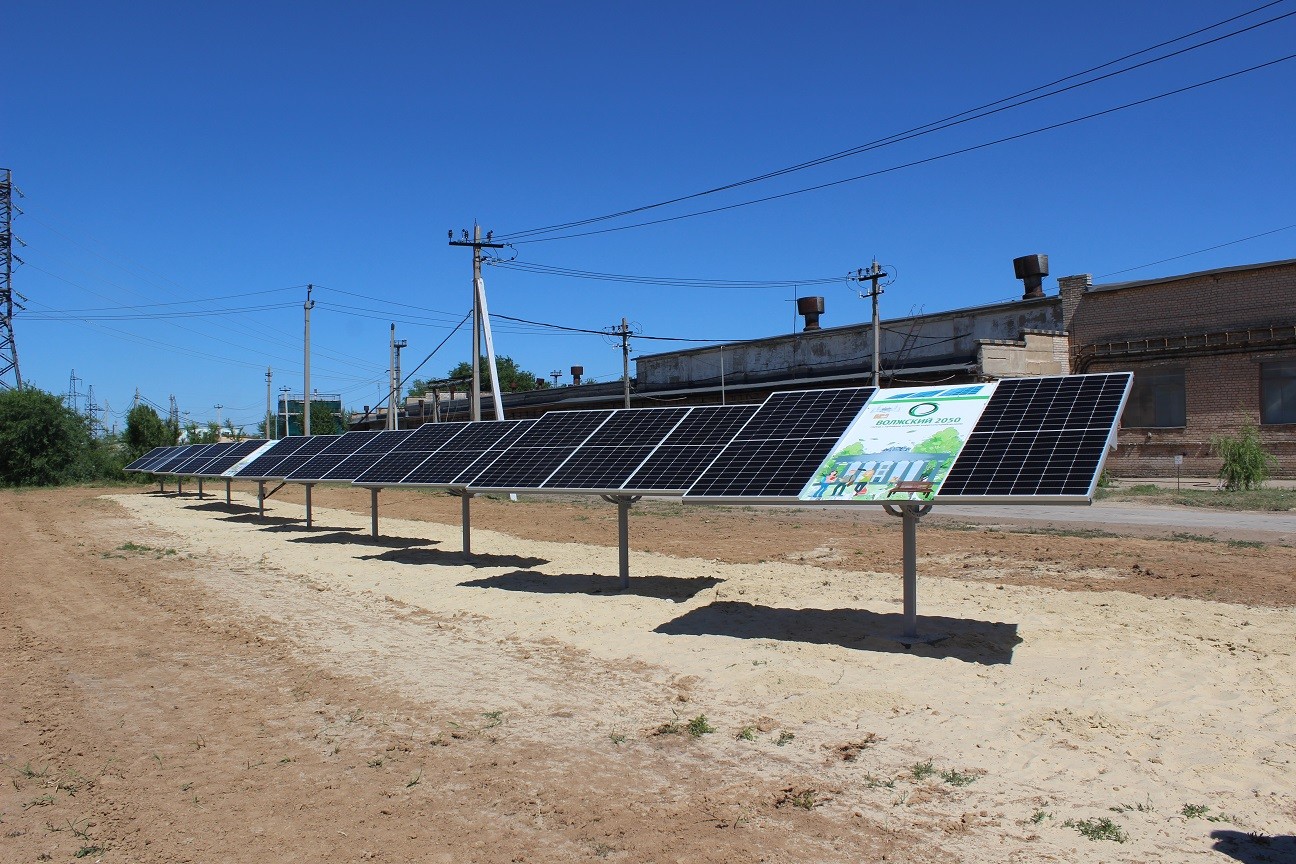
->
[{"left": 6, "top": 1, "right": 1295, "bottom": 432}]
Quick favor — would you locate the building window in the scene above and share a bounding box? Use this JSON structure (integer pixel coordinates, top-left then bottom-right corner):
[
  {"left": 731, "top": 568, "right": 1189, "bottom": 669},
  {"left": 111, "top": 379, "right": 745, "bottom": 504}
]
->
[
  {"left": 1124, "top": 367, "right": 1186, "bottom": 428},
  {"left": 1261, "top": 360, "right": 1296, "bottom": 424}
]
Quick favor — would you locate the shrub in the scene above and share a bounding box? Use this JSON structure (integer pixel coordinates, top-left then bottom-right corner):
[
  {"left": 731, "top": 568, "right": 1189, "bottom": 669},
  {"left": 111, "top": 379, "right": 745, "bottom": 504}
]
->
[
  {"left": 0, "top": 388, "right": 94, "bottom": 486},
  {"left": 1212, "top": 424, "right": 1274, "bottom": 491}
]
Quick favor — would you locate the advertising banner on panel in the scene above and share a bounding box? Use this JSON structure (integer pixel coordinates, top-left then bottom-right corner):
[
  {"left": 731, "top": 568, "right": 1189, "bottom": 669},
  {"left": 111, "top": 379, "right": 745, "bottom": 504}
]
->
[{"left": 798, "top": 382, "right": 999, "bottom": 503}]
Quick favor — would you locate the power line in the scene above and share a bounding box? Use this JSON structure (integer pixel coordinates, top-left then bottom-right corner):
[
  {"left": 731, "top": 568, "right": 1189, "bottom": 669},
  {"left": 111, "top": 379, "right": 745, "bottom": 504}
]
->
[
  {"left": 496, "top": 2, "right": 1295, "bottom": 242},
  {"left": 504, "top": 52, "right": 1296, "bottom": 244},
  {"left": 1096, "top": 223, "right": 1296, "bottom": 278},
  {"left": 486, "top": 258, "right": 849, "bottom": 289}
]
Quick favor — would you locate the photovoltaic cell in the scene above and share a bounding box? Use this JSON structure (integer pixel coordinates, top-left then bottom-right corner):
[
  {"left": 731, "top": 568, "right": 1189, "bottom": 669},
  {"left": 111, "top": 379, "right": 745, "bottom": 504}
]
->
[
  {"left": 684, "top": 388, "right": 876, "bottom": 499},
  {"left": 466, "top": 411, "right": 613, "bottom": 490},
  {"left": 170, "top": 442, "right": 237, "bottom": 475},
  {"left": 351, "top": 423, "right": 470, "bottom": 486},
  {"left": 938, "top": 373, "right": 1131, "bottom": 499},
  {"left": 260, "top": 435, "right": 344, "bottom": 479},
  {"left": 124, "top": 446, "right": 169, "bottom": 472},
  {"left": 398, "top": 420, "right": 534, "bottom": 486},
  {"left": 284, "top": 432, "right": 378, "bottom": 481},
  {"left": 134, "top": 447, "right": 182, "bottom": 472},
  {"left": 151, "top": 445, "right": 209, "bottom": 474},
  {"left": 232, "top": 436, "right": 310, "bottom": 479},
  {"left": 322, "top": 431, "right": 413, "bottom": 481},
  {"left": 622, "top": 404, "right": 760, "bottom": 491},
  {"left": 541, "top": 408, "right": 690, "bottom": 491},
  {"left": 192, "top": 439, "right": 271, "bottom": 477}
]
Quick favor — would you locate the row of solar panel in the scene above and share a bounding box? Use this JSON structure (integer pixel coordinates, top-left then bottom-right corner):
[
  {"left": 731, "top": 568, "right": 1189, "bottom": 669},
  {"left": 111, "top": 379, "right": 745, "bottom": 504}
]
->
[{"left": 125, "top": 373, "right": 1131, "bottom": 502}]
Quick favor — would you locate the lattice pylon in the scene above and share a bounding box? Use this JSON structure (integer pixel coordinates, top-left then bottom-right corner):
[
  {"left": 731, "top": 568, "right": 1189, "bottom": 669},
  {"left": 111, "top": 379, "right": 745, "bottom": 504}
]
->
[{"left": 0, "top": 168, "right": 22, "bottom": 390}]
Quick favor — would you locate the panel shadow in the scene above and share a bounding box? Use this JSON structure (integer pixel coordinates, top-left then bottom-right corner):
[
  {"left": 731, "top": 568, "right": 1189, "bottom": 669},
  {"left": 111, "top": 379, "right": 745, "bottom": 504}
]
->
[
  {"left": 1211, "top": 831, "right": 1296, "bottom": 864},
  {"left": 654, "top": 601, "right": 1020, "bottom": 664},
  {"left": 183, "top": 501, "right": 260, "bottom": 515},
  {"left": 356, "top": 548, "right": 548, "bottom": 570},
  {"left": 460, "top": 571, "right": 720, "bottom": 603},
  {"left": 219, "top": 513, "right": 304, "bottom": 527},
  {"left": 286, "top": 531, "right": 437, "bottom": 549}
]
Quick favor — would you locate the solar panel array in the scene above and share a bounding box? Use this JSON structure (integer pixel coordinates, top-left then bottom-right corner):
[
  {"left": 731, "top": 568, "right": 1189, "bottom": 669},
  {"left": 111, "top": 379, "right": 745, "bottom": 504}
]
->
[{"left": 120, "top": 373, "right": 1132, "bottom": 505}]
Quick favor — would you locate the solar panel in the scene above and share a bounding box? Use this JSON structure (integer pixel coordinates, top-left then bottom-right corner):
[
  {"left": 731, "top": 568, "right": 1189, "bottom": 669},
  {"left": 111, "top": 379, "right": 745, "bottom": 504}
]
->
[
  {"left": 350, "top": 423, "right": 471, "bottom": 486},
  {"left": 169, "top": 442, "right": 236, "bottom": 476},
  {"left": 283, "top": 432, "right": 378, "bottom": 482},
  {"left": 321, "top": 430, "right": 413, "bottom": 481},
  {"left": 466, "top": 411, "right": 614, "bottom": 490},
  {"left": 123, "top": 446, "right": 169, "bottom": 472},
  {"left": 232, "top": 436, "right": 310, "bottom": 479},
  {"left": 132, "top": 446, "right": 179, "bottom": 472},
  {"left": 257, "top": 434, "right": 343, "bottom": 479},
  {"left": 151, "top": 444, "right": 210, "bottom": 474},
  {"left": 397, "top": 420, "right": 535, "bottom": 486},
  {"left": 541, "top": 408, "right": 690, "bottom": 491},
  {"left": 683, "top": 388, "right": 876, "bottom": 501},
  {"left": 192, "top": 439, "right": 271, "bottom": 477},
  {"left": 621, "top": 404, "right": 760, "bottom": 492},
  {"left": 937, "top": 373, "right": 1131, "bottom": 500}
]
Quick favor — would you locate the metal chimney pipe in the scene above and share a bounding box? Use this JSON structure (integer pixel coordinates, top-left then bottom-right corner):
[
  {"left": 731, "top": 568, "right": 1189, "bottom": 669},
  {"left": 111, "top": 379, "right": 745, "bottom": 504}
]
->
[
  {"left": 796, "top": 296, "right": 825, "bottom": 331},
  {"left": 1013, "top": 254, "right": 1049, "bottom": 300}
]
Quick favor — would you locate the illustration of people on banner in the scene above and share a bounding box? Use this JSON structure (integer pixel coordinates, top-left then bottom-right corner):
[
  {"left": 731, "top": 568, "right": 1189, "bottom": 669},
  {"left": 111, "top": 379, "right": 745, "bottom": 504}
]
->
[{"left": 798, "top": 383, "right": 998, "bottom": 503}]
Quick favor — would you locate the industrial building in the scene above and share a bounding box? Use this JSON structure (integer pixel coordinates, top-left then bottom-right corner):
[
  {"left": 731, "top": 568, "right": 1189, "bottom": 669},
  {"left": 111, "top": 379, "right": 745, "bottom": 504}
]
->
[{"left": 382, "top": 256, "right": 1296, "bottom": 478}]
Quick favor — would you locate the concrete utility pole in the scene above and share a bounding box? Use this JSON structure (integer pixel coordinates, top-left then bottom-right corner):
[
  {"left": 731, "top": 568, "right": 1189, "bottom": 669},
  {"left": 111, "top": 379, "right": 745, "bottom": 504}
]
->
[
  {"left": 303, "top": 284, "right": 315, "bottom": 435},
  {"left": 850, "top": 261, "right": 888, "bottom": 388},
  {"left": 388, "top": 323, "right": 407, "bottom": 430},
  {"left": 617, "top": 318, "right": 632, "bottom": 408},
  {"left": 448, "top": 226, "right": 504, "bottom": 421},
  {"left": 264, "top": 367, "right": 272, "bottom": 439},
  {"left": 279, "top": 387, "right": 290, "bottom": 438}
]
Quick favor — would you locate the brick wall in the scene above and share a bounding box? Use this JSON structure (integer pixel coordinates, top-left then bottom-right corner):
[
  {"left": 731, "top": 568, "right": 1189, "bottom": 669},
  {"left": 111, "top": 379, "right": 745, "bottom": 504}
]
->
[{"left": 1071, "top": 260, "right": 1296, "bottom": 478}]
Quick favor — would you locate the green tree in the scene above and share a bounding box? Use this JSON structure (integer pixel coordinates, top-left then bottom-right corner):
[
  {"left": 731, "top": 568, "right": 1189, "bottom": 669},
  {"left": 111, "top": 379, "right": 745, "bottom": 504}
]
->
[
  {"left": 309, "top": 401, "right": 341, "bottom": 435},
  {"left": 410, "top": 356, "right": 545, "bottom": 397},
  {"left": 0, "top": 387, "right": 96, "bottom": 486},
  {"left": 123, "top": 404, "right": 173, "bottom": 461}
]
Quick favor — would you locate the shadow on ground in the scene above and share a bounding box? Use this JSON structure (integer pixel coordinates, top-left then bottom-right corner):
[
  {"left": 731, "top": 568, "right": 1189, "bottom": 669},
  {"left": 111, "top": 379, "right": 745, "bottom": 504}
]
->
[
  {"left": 286, "top": 531, "right": 436, "bottom": 549},
  {"left": 356, "top": 548, "right": 548, "bottom": 569},
  {"left": 183, "top": 501, "right": 260, "bottom": 515},
  {"left": 654, "top": 601, "right": 1020, "bottom": 664},
  {"left": 460, "top": 570, "right": 721, "bottom": 603},
  {"left": 1212, "top": 831, "right": 1296, "bottom": 864},
  {"left": 219, "top": 513, "right": 303, "bottom": 527}
]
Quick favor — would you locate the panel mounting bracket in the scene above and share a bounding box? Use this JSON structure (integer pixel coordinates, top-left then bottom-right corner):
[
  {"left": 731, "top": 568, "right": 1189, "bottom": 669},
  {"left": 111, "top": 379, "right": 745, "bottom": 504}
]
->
[{"left": 883, "top": 502, "right": 946, "bottom": 646}]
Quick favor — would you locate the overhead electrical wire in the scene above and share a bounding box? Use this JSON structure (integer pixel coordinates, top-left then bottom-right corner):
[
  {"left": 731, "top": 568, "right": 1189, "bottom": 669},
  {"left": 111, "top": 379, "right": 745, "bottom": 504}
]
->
[
  {"left": 502, "top": 52, "right": 1296, "bottom": 244},
  {"left": 496, "top": 5, "right": 1296, "bottom": 243},
  {"left": 485, "top": 258, "right": 849, "bottom": 289},
  {"left": 1096, "top": 223, "right": 1296, "bottom": 278}
]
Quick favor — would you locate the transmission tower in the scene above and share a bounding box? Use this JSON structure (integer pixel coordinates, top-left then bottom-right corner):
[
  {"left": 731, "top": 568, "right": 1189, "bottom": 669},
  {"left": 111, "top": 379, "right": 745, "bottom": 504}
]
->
[
  {"left": 67, "top": 369, "right": 83, "bottom": 413},
  {"left": 0, "top": 168, "right": 22, "bottom": 389}
]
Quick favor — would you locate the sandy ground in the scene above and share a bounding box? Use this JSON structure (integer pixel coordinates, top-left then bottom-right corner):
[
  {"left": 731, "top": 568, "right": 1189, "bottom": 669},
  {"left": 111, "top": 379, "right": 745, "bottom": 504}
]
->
[{"left": 1, "top": 484, "right": 1293, "bottom": 863}]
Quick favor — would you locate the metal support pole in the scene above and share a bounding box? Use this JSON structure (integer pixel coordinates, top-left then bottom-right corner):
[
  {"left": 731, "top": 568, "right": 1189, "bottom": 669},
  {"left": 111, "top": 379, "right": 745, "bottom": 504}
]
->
[
  {"left": 461, "top": 492, "right": 472, "bottom": 555},
  {"left": 471, "top": 230, "right": 482, "bottom": 422},
  {"left": 225, "top": 479, "right": 231, "bottom": 506},
  {"left": 258, "top": 481, "right": 265, "bottom": 518},
  {"left": 305, "top": 484, "right": 313, "bottom": 528},
  {"left": 177, "top": 476, "right": 183, "bottom": 495},
  {"left": 617, "top": 497, "right": 631, "bottom": 589},
  {"left": 902, "top": 506, "right": 918, "bottom": 638},
  {"left": 370, "top": 488, "right": 379, "bottom": 537},
  {"left": 197, "top": 477, "right": 204, "bottom": 499}
]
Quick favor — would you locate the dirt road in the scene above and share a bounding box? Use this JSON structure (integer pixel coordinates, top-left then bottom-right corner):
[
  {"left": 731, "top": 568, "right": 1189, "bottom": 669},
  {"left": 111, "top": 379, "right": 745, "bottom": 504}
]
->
[{"left": 1, "top": 485, "right": 1292, "bottom": 863}]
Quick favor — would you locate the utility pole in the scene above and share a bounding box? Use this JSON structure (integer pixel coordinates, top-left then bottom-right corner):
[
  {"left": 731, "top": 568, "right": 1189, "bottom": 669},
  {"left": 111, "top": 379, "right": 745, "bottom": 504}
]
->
[
  {"left": 448, "top": 225, "right": 504, "bottom": 421},
  {"left": 0, "top": 169, "right": 22, "bottom": 389},
  {"left": 264, "top": 367, "right": 272, "bottom": 439},
  {"left": 133, "top": 388, "right": 140, "bottom": 410},
  {"left": 214, "top": 403, "right": 223, "bottom": 431},
  {"left": 279, "top": 386, "right": 290, "bottom": 438},
  {"left": 388, "top": 323, "right": 407, "bottom": 430},
  {"left": 850, "top": 260, "right": 888, "bottom": 388},
  {"left": 617, "top": 318, "right": 632, "bottom": 409},
  {"left": 303, "top": 284, "right": 314, "bottom": 435},
  {"left": 550, "top": 370, "right": 561, "bottom": 387}
]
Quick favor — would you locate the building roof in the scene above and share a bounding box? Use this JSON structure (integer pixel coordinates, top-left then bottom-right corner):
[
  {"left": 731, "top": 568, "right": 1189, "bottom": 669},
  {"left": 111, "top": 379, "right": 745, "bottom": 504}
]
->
[{"left": 1090, "top": 257, "right": 1296, "bottom": 294}]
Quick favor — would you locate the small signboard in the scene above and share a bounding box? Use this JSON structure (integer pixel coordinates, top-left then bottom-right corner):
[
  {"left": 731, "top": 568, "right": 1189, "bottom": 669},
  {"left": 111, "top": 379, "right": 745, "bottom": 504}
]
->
[{"left": 798, "top": 382, "right": 999, "bottom": 503}]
